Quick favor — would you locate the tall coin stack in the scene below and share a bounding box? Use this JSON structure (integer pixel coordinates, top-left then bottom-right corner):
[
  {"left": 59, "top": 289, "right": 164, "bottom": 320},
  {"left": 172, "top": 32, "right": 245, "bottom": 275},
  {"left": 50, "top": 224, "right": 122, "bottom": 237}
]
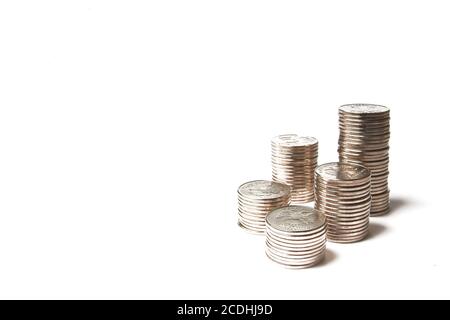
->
[
  {"left": 238, "top": 180, "right": 291, "bottom": 234},
  {"left": 315, "top": 162, "right": 371, "bottom": 243},
  {"left": 271, "top": 135, "right": 318, "bottom": 204},
  {"left": 265, "top": 206, "right": 327, "bottom": 269},
  {"left": 338, "top": 104, "right": 390, "bottom": 216}
]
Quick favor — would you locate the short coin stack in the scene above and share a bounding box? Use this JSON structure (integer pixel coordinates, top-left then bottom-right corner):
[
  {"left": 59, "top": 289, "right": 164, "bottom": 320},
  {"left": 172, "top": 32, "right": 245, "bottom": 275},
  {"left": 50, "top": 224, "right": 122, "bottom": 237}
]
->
[
  {"left": 265, "top": 206, "right": 327, "bottom": 269},
  {"left": 338, "top": 104, "right": 390, "bottom": 216},
  {"left": 315, "top": 162, "right": 371, "bottom": 243},
  {"left": 271, "top": 135, "right": 318, "bottom": 204},
  {"left": 238, "top": 180, "right": 291, "bottom": 234}
]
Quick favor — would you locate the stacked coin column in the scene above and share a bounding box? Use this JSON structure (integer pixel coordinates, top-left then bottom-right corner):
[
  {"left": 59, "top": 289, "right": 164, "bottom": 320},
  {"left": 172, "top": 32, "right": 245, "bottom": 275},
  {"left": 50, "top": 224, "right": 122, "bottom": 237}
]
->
[
  {"left": 265, "top": 206, "right": 327, "bottom": 269},
  {"left": 237, "top": 180, "right": 291, "bottom": 234},
  {"left": 314, "top": 163, "right": 371, "bottom": 243},
  {"left": 271, "top": 135, "right": 318, "bottom": 204},
  {"left": 338, "top": 104, "right": 390, "bottom": 216}
]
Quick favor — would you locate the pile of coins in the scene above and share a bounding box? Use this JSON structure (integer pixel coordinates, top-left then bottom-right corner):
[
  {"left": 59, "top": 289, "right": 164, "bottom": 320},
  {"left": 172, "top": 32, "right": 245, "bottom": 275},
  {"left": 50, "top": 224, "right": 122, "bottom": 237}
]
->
[
  {"left": 338, "top": 104, "right": 390, "bottom": 216},
  {"left": 265, "top": 206, "right": 327, "bottom": 269},
  {"left": 271, "top": 135, "right": 318, "bottom": 204},
  {"left": 236, "top": 103, "right": 392, "bottom": 268},
  {"left": 237, "top": 180, "right": 291, "bottom": 234},
  {"left": 314, "top": 162, "right": 371, "bottom": 243}
]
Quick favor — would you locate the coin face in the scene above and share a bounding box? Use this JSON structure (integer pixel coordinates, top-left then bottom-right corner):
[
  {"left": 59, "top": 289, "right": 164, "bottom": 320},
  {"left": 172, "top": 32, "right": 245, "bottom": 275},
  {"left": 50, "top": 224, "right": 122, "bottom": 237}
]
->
[
  {"left": 315, "top": 162, "right": 370, "bottom": 182},
  {"left": 238, "top": 180, "right": 290, "bottom": 200},
  {"left": 266, "top": 206, "right": 325, "bottom": 232},
  {"left": 339, "top": 104, "right": 389, "bottom": 114},
  {"left": 271, "top": 134, "right": 318, "bottom": 147}
]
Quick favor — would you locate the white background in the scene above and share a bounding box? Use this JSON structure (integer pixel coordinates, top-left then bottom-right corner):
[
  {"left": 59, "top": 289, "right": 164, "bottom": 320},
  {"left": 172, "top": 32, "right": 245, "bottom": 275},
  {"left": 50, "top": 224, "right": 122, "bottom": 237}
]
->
[{"left": 0, "top": 1, "right": 449, "bottom": 299}]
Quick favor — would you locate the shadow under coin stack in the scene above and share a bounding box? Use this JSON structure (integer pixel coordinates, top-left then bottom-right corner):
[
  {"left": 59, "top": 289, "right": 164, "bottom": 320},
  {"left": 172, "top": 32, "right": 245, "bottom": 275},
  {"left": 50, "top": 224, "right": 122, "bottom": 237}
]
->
[
  {"left": 237, "top": 180, "right": 291, "bottom": 234},
  {"left": 315, "top": 162, "right": 371, "bottom": 243},
  {"left": 338, "top": 104, "right": 390, "bottom": 216},
  {"left": 265, "top": 206, "right": 327, "bottom": 269},
  {"left": 271, "top": 135, "right": 318, "bottom": 204}
]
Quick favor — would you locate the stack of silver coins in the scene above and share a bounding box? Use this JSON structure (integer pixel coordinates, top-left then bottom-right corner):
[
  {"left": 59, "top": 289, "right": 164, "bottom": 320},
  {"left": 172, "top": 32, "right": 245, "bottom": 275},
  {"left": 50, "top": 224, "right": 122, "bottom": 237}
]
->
[
  {"left": 271, "top": 135, "right": 318, "bottom": 204},
  {"left": 338, "top": 104, "right": 390, "bottom": 216},
  {"left": 237, "top": 180, "right": 291, "bottom": 234},
  {"left": 314, "top": 162, "right": 371, "bottom": 243},
  {"left": 265, "top": 206, "right": 327, "bottom": 269}
]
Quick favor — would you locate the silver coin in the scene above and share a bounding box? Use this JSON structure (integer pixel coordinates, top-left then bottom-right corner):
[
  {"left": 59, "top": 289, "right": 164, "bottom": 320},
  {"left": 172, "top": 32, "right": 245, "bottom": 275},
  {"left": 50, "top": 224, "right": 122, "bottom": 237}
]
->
[
  {"left": 266, "top": 243, "right": 326, "bottom": 260},
  {"left": 265, "top": 250, "right": 325, "bottom": 269},
  {"left": 238, "top": 197, "right": 290, "bottom": 207},
  {"left": 315, "top": 186, "right": 371, "bottom": 195},
  {"left": 326, "top": 215, "right": 370, "bottom": 226},
  {"left": 338, "top": 141, "right": 390, "bottom": 150},
  {"left": 238, "top": 207, "right": 284, "bottom": 217},
  {"left": 339, "top": 118, "right": 390, "bottom": 125},
  {"left": 238, "top": 213, "right": 266, "bottom": 224},
  {"left": 266, "top": 245, "right": 326, "bottom": 261},
  {"left": 371, "top": 198, "right": 390, "bottom": 205},
  {"left": 238, "top": 180, "right": 291, "bottom": 200},
  {"left": 327, "top": 230, "right": 369, "bottom": 240},
  {"left": 327, "top": 220, "right": 369, "bottom": 232},
  {"left": 266, "top": 224, "right": 327, "bottom": 240},
  {"left": 266, "top": 206, "right": 326, "bottom": 233},
  {"left": 370, "top": 207, "right": 390, "bottom": 216},
  {"left": 339, "top": 118, "right": 390, "bottom": 126},
  {"left": 338, "top": 119, "right": 390, "bottom": 127},
  {"left": 266, "top": 233, "right": 326, "bottom": 248},
  {"left": 237, "top": 222, "right": 265, "bottom": 235},
  {"left": 315, "top": 191, "right": 371, "bottom": 203},
  {"left": 265, "top": 242, "right": 326, "bottom": 255},
  {"left": 237, "top": 210, "right": 267, "bottom": 221},
  {"left": 271, "top": 146, "right": 319, "bottom": 153},
  {"left": 238, "top": 222, "right": 265, "bottom": 235},
  {"left": 271, "top": 159, "right": 318, "bottom": 166},
  {"left": 315, "top": 203, "right": 372, "bottom": 214},
  {"left": 265, "top": 247, "right": 326, "bottom": 264},
  {"left": 266, "top": 221, "right": 327, "bottom": 239},
  {"left": 271, "top": 134, "right": 318, "bottom": 147},
  {"left": 289, "top": 198, "right": 315, "bottom": 205},
  {"left": 266, "top": 235, "right": 326, "bottom": 250},
  {"left": 339, "top": 115, "right": 390, "bottom": 122},
  {"left": 327, "top": 230, "right": 368, "bottom": 240},
  {"left": 314, "top": 191, "right": 370, "bottom": 202},
  {"left": 339, "top": 104, "right": 390, "bottom": 114},
  {"left": 327, "top": 233, "right": 368, "bottom": 243},
  {"left": 315, "top": 178, "right": 371, "bottom": 190},
  {"left": 321, "top": 210, "right": 371, "bottom": 221},
  {"left": 265, "top": 248, "right": 325, "bottom": 265},
  {"left": 338, "top": 146, "right": 390, "bottom": 155},
  {"left": 315, "top": 162, "right": 370, "bottom": 184}
]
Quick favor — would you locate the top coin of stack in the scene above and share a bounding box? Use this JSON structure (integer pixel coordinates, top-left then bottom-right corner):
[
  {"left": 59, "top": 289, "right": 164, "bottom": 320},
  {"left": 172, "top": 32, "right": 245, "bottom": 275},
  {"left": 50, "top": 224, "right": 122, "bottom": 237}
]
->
[
  {"left": 271, "top": 134, "right": 318, "bottom": 204},
  {"left": 237, "top": 180, "right": 291, "bottom": 234},
  {"left": 338, "top": 104, "right": 390, "bottom": 216}
]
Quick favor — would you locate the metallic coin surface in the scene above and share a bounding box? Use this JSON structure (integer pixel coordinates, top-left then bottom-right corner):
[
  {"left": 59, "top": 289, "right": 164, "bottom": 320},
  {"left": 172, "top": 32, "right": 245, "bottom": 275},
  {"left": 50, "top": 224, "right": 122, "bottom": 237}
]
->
[
  {"left": 338, "top": 104, "right": 390, "bottom": 215},
  {"left": 266, "top": 206, "right": 325, "bottom": 232},
  {"left": 315, "top": 162, "right": 370, "bottom": 183},
  {"left": 237, "top": 179, "right": 291, "bottom": 234},
  {"left": 314, "top": 161, "right": 371, "bottom": 243},
  {"left": 238, "top": 180, "right": 291, "bottom": 200},
  {"left": 272, "top": 134, "right": 318, "bottom": 147},
  {"left": 264, "top": 205, "right": 327, "bottom": 269},
  {"left": 339, "top": 104, "right": 390, "bottom": 114},
  {"left": 271, "top": 134, "right": 318, "bottom": 204}
]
